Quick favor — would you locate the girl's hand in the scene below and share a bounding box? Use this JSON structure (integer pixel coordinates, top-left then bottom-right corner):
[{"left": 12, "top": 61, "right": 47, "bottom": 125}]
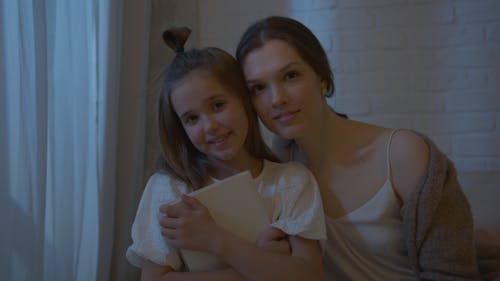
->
[
  {"left": 256, "top": 227, "right": 291, "bottom": 256},
  {"left": 159, "top": 195, "right": 220, "bottom": 252}
]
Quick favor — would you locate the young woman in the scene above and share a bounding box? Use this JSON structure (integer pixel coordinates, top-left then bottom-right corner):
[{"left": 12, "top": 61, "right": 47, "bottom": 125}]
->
[
  {"left": 236, "top": 16, "right": 481, "bottom": 281},
  {"left": 126, "top": 27, "right": 326, "bottom": 281}
]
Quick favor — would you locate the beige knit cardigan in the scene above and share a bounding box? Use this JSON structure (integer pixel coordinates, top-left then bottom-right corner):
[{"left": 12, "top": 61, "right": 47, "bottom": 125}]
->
[{"left": 403, "top": 134, "right": 481, "bottom": 280}]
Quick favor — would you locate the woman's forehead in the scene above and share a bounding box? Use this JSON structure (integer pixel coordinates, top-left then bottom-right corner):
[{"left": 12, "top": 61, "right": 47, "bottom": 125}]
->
[{"left": 242, "top": 40, "right": 305, "bottom": 78}]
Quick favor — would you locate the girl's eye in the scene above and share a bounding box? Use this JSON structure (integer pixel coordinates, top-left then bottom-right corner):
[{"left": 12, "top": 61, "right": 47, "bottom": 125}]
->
[
  {"left": 213, "top": 101, "right": 225, "bottom": 111},
  {"left": 184, "top": 115, "right": 198, "bottom": 125},
  {"left": 285, "top": 71, "right": 299, "bottom": 80}
]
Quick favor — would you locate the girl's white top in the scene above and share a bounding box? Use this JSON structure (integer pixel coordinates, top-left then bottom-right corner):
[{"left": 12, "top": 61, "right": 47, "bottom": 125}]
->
[{"left": 126, "top": 160, "right": 326, "bottom": 270}]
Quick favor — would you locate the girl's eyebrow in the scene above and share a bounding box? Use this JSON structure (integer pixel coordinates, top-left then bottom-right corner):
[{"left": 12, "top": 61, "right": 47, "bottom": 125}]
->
[
  {"left": 178, "top": 110, "right": 194, "bottom": 120},
  {"left": 178, "top": 94, "right": 226, "bottom": 119}
]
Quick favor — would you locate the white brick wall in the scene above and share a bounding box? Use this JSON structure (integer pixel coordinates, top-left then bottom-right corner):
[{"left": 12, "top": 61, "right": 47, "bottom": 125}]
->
[{"left": 153, "top": 0, "right": 500, "bottom": 173}]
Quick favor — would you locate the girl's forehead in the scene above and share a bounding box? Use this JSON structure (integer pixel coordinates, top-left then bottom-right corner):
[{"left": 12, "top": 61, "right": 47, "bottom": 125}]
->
[
  {"left": 175, "top": 73, "right": 224, "bottom": 96},
  {"left": 171, "top": 73, "right": 237, "bottom": 110}
]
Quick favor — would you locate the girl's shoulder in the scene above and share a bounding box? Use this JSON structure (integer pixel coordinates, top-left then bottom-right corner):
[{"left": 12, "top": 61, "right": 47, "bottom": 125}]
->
[
  {"left": 264, "top": 159, "right": 312, "bottom": 175},
  {"left": 261, "top": 160, "right": 316, "bottom": 189},
  {"left": 143, "top": 172, "right": 191, "bottom": 204}
]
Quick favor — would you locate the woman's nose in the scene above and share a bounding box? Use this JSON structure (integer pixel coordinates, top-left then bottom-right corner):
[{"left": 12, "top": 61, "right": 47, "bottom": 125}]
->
[{"left": 270, "top": 85, "right": 289, "bottom": 107}]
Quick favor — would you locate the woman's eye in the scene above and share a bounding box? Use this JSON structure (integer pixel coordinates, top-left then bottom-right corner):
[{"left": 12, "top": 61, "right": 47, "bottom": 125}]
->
[
  {"left": 285, "top": 71, "right": 299, "bottom": 80},
  {"left": 250, "top": 84, "right": 265, "bottom": 95}
]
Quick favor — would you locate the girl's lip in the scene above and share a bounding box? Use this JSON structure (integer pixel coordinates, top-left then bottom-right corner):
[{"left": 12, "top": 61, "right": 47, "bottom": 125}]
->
[{"left": 207, "top": 132, "right": 231, "bottom": 146}]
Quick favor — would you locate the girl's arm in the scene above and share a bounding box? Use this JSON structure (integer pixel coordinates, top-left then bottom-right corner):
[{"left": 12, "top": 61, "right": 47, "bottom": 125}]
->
[
  {"left": 140, "top": 260, "right": 247, "bottom": 281},
  {"left": 141, "top": 227, "right": 293, "bottom": 281},
  {"left": 212, "top": 228, "right": 323, "bottom": 281},
  {"left": 160, "top": 195, "right": 323, "bottom": 281}
]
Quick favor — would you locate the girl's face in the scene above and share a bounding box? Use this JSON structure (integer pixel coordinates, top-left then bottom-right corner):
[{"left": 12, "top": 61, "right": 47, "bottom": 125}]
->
[
  {"left": 242, "top": 39, "right": 326, "bottom": 140},
  {"left": 171, "top": 72, "right": 250, "bottom": 165}
]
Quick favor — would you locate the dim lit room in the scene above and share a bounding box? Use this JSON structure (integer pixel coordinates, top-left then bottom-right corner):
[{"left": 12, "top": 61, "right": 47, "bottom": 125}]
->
[{"left": 1, "top": 0, "right": 499, "bottom": 280}]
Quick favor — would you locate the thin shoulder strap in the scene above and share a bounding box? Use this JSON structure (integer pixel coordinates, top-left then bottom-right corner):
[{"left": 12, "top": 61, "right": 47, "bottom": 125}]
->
[
  {"left": 386, "top": 128, "right": 405, "bottom": 205},
  {"left": 386, "top": 128, "right": 399, "bottom": 180}
]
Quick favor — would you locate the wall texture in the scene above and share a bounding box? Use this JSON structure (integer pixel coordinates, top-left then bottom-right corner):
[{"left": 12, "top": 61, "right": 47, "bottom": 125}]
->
[{"left": 149, "top": 0, "right": 500, "bottom": 179}]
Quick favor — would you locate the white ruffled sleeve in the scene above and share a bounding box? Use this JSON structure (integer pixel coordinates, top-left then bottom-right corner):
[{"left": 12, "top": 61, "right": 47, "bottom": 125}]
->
[
  {"left": 269, "top": 162, "right": 326, "bottom": 241},
  {"left": 126, "top": 173, "right": 187, "bottom": 270}
]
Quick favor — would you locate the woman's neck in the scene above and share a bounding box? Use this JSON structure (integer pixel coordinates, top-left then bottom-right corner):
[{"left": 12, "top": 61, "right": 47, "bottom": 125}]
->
[
  {"left": 295, "top": 110, "right": 381, "bottom": 173},
  {"left": 294, "top": 109, "right": 346, "bottom": 171}
]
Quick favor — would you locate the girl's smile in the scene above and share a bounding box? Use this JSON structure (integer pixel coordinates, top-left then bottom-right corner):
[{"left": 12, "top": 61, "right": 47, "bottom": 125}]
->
[{"left": 170, "top": 72, "right": 251, "bottom": 165}]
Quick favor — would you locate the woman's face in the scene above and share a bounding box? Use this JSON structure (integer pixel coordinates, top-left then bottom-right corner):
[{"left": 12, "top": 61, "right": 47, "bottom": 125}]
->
[{"left": 241, "top": 39, "right": 326, "bottom": 140}]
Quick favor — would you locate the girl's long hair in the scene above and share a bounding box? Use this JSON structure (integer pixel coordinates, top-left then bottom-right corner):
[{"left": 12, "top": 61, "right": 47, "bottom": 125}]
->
[{"left": 158, "top": 27, "right": 278, "bottom": 190}]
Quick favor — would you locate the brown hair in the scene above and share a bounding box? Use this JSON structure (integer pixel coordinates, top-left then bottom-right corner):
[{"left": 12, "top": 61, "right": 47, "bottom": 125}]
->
[
  {"left": 158, "top": 27, "right": 278, "bottom": 190},
  {"left": 236, "top": 16, "right": 335, "bottom": 97}
]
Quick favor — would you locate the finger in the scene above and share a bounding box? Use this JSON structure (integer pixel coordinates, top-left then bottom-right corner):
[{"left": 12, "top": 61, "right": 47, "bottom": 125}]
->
[
  {"left": 259, "top": 227, "right": 288, "bottom": 241},
  {"left": 180, "top": 194, "right": 205, "bottom": 210},
  {"left": 164, "top": 237, "right": 182, "bottom": 249},
  {"left": 160, "top": 227, "right": 177, "bottom": 240},
  {"left": 273, "top": 240, "right": 292, "bottom": 255},
  {"left": 159, "top": 202, "right": 170, "bottom": 214},
  {"left": 158, "top": 216, "right": 181, "bottom": 229},
  {"left": 164, "top": 202, "right": 187, "bottom": 218},
  {"left": 161, "top": 228, "right": 185, "bottom": 249}
]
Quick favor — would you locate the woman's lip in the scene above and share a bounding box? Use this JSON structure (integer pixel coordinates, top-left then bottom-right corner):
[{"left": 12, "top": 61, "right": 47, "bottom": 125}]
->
[{"left": 273, "top": 110, "right": 299, "bottom": 123}]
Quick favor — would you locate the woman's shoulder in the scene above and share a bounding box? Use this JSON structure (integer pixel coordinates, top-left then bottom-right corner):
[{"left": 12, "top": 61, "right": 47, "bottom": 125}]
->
[
  {"left": 390, "top": 129, "right": 429, "bottom": 167},
  {"left": 389, "top": 129, "right": 430, "bottom": 202}
]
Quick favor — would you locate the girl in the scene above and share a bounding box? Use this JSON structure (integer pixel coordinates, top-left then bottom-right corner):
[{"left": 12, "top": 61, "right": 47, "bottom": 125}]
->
[
  {"left": 126, "top": 27, "right": 326, "bottom": 281},
  {"left": 235, "top": 16, "right": 481, "bottom": 281}
]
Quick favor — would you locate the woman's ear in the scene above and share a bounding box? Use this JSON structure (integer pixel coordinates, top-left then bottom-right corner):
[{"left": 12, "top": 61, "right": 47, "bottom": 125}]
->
[{"left": 321, "top": 79, "right": 328, "bottom": 97}]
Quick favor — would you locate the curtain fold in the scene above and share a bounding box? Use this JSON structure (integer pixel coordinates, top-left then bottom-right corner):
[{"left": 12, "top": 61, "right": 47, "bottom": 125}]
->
[
  {"left": 108, "top": 0, "right": 151, "bottom": 280},
  {"left": 0, "top": 1, "right": 149, "bottom": 280}
]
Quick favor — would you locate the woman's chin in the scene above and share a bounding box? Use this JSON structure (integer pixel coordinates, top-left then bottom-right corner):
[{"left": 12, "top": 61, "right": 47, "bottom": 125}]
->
[{"left": 272, "top": 126, "right": 303, "bottom": 140}]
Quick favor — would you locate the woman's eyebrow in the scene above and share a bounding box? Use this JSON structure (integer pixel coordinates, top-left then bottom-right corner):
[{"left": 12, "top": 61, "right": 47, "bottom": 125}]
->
[{"left": 245, "top": 61, "right": 303, "bottom": 84}]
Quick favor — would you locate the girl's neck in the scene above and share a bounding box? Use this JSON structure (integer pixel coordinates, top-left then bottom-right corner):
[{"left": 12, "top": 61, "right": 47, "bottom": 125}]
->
[{"left": 208, "top": 155, "right": 263, "bottom": 180}]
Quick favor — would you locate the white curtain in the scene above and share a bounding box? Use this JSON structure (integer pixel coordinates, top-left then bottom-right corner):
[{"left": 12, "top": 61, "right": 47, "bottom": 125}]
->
[{"left": 0, "top": 1, "right": 150, "bottom": 281}]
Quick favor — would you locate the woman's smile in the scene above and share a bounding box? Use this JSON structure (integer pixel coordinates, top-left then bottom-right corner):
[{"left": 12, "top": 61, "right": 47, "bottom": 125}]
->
[{"left": 273, "top": 109, "right": 300, "bottom": 124}]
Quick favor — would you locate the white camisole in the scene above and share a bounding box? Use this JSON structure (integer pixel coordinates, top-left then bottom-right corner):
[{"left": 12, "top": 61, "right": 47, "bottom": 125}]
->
[{"left": 322, "top": 130, "right": 416, "bottom": 280}]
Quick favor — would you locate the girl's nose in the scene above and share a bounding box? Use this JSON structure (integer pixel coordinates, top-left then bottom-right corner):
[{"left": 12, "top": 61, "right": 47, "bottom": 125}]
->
[{"left": 202, "top": 114, "right": 219, "bottom": 134}]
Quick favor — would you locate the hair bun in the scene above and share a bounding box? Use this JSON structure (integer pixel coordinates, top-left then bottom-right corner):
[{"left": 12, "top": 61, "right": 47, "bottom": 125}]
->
[{"left": 162, "top": 27, "right": 191, "bottom": 53}]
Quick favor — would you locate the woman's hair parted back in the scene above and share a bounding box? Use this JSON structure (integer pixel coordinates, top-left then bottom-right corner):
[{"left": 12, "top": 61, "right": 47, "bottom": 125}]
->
[
  {"left": 236, "top": 16, "right": 335, "bottom": 97},
  {"left": 158, "top": 27, "right": 278, "bottom": 190}
]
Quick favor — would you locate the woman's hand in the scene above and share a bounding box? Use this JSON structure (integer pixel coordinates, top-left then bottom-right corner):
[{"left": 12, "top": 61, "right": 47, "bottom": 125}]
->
[
  {"left": 256, "top": 227, "right": 291, "bottom": 256},
  {"left": 159, "top": 194, "right": 220, "bottom": 252}
]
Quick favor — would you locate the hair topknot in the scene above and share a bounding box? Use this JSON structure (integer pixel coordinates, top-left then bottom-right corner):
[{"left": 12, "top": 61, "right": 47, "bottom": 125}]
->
[{"left": 162, "top": 27, "right": 191, "bottom": 53}]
